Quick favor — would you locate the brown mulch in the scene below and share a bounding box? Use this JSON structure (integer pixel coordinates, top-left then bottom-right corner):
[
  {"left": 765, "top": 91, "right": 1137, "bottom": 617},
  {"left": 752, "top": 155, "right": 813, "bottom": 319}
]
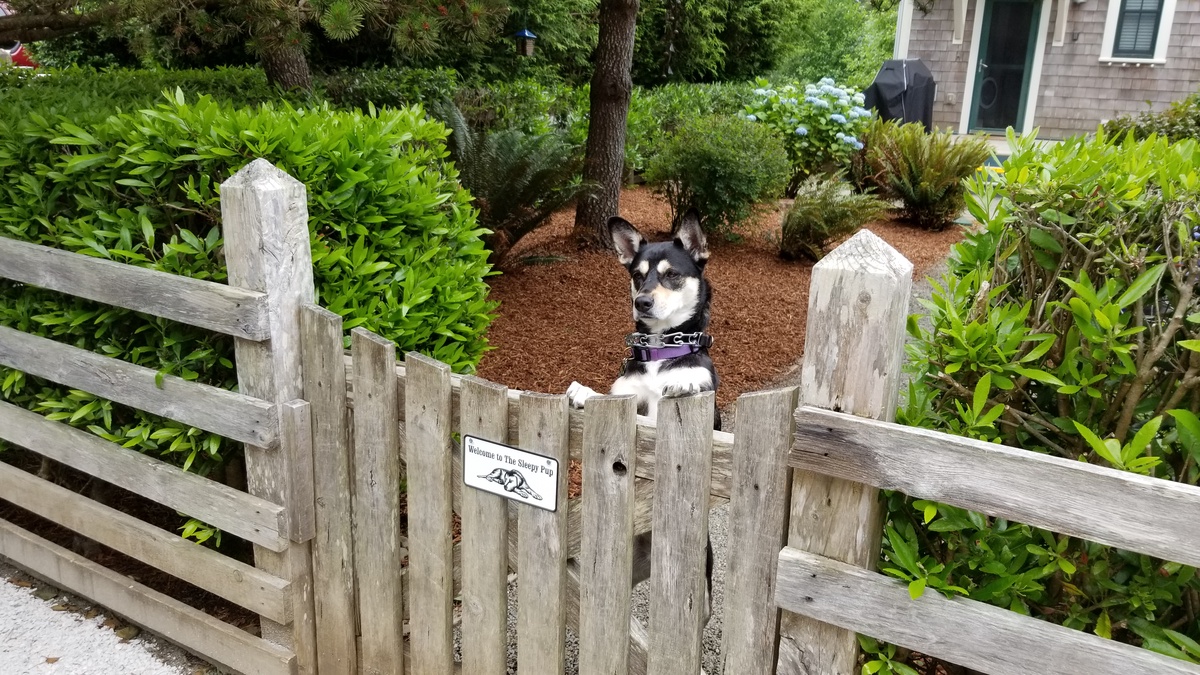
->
[{"left": 476, "top": 187, "right": 963, "bottom": 409}]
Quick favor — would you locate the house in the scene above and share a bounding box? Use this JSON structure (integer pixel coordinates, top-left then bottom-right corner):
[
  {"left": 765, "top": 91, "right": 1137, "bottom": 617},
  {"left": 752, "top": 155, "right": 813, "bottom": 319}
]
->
[{"left": 893, "top": 0, "right": 1200, "bottom": 138}]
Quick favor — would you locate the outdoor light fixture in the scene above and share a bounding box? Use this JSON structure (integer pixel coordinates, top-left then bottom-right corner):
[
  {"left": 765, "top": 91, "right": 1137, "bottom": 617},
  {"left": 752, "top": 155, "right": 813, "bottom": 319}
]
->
[{"left": 514, "top": 28, "right": 538, "bottom": 57}]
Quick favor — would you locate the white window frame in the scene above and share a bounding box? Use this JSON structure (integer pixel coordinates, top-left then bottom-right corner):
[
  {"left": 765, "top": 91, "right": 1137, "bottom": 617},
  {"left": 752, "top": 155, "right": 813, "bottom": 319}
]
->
[{"left": 1100, "top": 0, "right": 1177, "bottom": 65}]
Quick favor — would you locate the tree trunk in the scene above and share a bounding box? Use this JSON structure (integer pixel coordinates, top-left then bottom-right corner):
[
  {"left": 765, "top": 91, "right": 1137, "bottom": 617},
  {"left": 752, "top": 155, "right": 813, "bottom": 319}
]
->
[
  {"left": 260, "top": 41, "right": 313, "bottom": 92},
  {"left": 571, "top": 0, "right": 640, "bottom": 248}
]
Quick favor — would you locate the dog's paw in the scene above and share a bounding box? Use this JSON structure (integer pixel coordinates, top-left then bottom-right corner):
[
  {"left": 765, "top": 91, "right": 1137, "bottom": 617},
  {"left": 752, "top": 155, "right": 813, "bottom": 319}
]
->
[
  {"left": 567, "top": 381, "right": 598, "bottom": 409},
  {"left": 662, "top": 382, "right": 703, "bottom": 399}
]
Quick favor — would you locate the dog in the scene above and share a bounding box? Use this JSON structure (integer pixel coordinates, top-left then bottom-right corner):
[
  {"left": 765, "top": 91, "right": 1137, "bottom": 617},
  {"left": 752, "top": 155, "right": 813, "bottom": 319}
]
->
[{"left": 567, "top": 208, "right": 719, "bottom": 621}]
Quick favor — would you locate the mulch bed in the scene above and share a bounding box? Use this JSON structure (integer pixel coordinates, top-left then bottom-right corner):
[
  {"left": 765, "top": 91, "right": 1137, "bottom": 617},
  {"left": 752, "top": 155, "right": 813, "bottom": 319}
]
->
[{"left": 476, "top": 187, "right": 963, "bottom": 409}]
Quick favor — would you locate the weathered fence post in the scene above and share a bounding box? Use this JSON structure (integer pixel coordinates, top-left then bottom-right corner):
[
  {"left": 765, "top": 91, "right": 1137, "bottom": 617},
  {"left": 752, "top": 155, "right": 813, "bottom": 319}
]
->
[
  {"left": 776, "top": 229, "right": 912, "bottom": 674},
  {"left": 221, "top": 159, "right": 318, "bottom": 673}
]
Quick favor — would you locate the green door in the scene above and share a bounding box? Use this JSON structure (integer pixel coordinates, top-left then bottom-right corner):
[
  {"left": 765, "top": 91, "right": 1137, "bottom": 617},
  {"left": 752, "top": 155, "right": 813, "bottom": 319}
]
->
[{"left": 970, "top": 0, "right": 1042, "bottom": 132}]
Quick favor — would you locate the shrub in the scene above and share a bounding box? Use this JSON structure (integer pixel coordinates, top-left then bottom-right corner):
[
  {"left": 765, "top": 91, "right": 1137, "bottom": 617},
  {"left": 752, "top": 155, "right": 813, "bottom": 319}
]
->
[
  {"left": 0, "top": 66, "right": 310, "bottom": 123},
  {"left": 320, "top": 66, "right": 460, "bottom": 111},
  {"left": 779, "top": 173, "right": 887, "bottom": 261},
  {"left": 645, "top": 114, "right": 790, "bottom": 235},
  {"left": 1102, "top": 92, "right": 1200, "bottom": 142},
  {"left": 0, "top": 92, "right": 494, "bottom": 493},
  {"left": 899, "top": 130, "right": 1200, "bottom": 662},
  {"left": 863, "top": 121, "right": 992, "bottom": 230},
  {"left": 742, "top": 77, "right": 873, "bottom": 195},
  {"left": 432, "top": 101, "right": 591, "bottom": 264}
]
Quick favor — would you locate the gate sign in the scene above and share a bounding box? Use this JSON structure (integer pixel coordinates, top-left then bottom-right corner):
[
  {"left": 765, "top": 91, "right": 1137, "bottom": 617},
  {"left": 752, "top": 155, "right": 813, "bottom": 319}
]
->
[{"left": 462, "top": 435, "right": 560, "bottom": 512}]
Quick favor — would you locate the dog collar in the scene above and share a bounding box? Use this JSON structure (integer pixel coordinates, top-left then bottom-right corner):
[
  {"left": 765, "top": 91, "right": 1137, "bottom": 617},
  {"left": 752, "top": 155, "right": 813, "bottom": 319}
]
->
[{"left": 625, "top": 332, "right": 713, "bottom": 362}]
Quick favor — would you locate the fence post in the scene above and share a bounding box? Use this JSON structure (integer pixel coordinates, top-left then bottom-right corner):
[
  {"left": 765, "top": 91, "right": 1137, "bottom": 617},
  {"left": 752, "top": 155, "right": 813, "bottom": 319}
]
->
[
  {"left": 221, "top": 159, "right": 318, "bottom": 673},
  {"left": 776, "top": 229, "right": 912, "bottom": 675}
]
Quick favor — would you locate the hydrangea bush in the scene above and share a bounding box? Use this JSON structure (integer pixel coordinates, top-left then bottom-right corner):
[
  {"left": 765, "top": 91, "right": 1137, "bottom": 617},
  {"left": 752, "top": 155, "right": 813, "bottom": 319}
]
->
[{"left": 743, "top": 77, "right": 873, "bottom": 195}]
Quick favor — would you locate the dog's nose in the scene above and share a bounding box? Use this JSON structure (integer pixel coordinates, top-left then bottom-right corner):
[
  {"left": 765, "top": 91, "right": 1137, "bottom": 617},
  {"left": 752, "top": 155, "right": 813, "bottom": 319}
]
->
[{"left": 634, "top": 295, "right": 654, "bottom": 313}]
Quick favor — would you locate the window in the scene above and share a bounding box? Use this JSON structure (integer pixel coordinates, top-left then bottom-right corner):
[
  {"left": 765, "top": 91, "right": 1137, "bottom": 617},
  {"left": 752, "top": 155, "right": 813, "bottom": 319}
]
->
[
  {"left": 1114, "top": 0, "right": 1164, "bottom": 58},
  {"left": 1100, "top": 0, "right": 1176, "bottom": 63}
]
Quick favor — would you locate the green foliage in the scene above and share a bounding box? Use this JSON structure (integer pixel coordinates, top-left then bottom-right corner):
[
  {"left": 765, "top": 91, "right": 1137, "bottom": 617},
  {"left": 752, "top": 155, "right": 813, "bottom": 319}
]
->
[
  {"left": 743, "top": 77, "right": 873, "bottom": 195},
  {"left": 0, "top": 92, "right": 494, "bottom": 488},
  {"left": 1103, "top": 92, "right": 1200, "bottom": 143},
  {"left": 645, "top": 114, "right": 790, "bottom": 235},
  {"left": 620, "top": 81, "right": 755, "bottom": 175},
  {"left": 432, "top": 100, "right": 590, "bottom": 264},
  {"left": 779, "top": 173, "right": 887, "bottom": 261},
  {"left": 772, "top": 0, "right": 895, "bottom": 89},
  {"left": 321, "top": 66, "right": 460, "bottom": 110},
  {"left": 633, "top": 0, "right": 803, "bottom": 85},
  {"left": 0, "top": 66, "right": 311, "bottom": 122},
  {"left": 899, "top": 130, "right": 1200, "bottom": 658},
  {"left": 860, "top": 120, "right": 992, "bottom": 230}
]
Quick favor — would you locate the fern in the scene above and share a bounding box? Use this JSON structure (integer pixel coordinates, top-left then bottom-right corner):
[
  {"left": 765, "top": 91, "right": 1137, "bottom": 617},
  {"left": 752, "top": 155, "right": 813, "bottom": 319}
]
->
[
  {"left": 864, "top": 121, "right": 992, "bottom": 230},
  {"left": 432, "top": 100, "right": 591, "bottom": 264},
  {"left": 779, "top": 173, "right": 887, "bottom": 261}
]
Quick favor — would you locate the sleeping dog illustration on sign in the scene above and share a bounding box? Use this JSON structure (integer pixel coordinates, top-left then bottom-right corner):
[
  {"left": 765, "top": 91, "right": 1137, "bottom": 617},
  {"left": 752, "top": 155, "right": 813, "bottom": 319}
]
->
[{"left": 478, "top": 468, "right": 542, "bottom": 501}]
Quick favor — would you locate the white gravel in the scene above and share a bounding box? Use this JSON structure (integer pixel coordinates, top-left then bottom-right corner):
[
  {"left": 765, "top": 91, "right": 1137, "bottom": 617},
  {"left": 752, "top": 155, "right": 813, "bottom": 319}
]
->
[{"left": 0, "top": 564, "right": 197, "bottom": 675}]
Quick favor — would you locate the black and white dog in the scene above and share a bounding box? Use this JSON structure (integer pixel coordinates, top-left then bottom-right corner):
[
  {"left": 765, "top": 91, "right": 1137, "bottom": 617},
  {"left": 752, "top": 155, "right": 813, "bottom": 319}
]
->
[{"left": 567, "top": 208, "right": 718, "bottom": 617}]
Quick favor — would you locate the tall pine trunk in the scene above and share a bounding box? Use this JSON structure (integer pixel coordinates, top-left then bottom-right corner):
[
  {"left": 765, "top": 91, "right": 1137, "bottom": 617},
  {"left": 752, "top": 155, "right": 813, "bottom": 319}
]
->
[
  {"left": 572, "top": 0, "right": 639, "bottom": 247},
  {"left": 260, "top": 40, "right": 313, "bottom": 91}
]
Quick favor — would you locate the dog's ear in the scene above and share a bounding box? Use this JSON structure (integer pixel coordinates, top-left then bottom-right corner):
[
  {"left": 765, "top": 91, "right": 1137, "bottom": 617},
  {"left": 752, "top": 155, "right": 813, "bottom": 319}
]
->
[
  {"left": 674, "top": 209, "right": 709, "bottom": 265},
  {"left": 608, "top": 216, "right": 645, "bottom": 266}
]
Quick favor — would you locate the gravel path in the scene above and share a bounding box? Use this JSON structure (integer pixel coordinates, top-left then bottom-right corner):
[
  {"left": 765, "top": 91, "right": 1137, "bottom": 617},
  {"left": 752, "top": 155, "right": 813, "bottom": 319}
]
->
[{"left": 0, "top": 562, "right": 204, "bottom": 675}]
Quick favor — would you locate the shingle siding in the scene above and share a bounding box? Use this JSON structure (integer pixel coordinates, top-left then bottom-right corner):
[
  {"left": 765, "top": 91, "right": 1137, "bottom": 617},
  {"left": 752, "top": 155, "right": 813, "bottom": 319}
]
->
[{"left": 907, "top": 0, "right": 1200, "bottom": 139}]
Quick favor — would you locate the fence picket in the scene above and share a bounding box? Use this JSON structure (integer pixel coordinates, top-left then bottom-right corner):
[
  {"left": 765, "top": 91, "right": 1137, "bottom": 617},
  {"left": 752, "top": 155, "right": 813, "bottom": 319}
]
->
[
  {"left": 460, "top": 376, "right": 512, "bottom": 675},
  {"left": 406, "top": 353, "right": 456, "bottom": 674},
  {"left": 350, "top": 328, "right": 404, "bottom": 675},
  {"left": 647, "top": 392, "right": 715, "bottom": 675},
  {"left": 516, "top": 393, "right": 570, "bottom": 675},
  {"left": 299, "top": 305, "right": 357, "bottom": 675},
  {"left": 721, "top": 387, "right": 798, "bottom": 675},
  {"left": 578, "top": 395, "right": 638, "bottom": 675}
]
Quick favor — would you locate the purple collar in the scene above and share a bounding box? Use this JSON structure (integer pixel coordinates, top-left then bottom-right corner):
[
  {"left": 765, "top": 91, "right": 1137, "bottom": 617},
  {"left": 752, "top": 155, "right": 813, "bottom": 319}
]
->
[
  {"left": 631, "top": 344, "right": 704, "bottom": 361},
  {"left": 625, "top": 332, "right": 713, "bottom": 362}
]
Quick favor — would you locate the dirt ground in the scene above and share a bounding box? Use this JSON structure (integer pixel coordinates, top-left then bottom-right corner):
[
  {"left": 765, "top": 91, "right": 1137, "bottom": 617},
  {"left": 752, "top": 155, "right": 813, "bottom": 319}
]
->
[{"left": 476, "top": 187, "right": 963, "bottom": 408}]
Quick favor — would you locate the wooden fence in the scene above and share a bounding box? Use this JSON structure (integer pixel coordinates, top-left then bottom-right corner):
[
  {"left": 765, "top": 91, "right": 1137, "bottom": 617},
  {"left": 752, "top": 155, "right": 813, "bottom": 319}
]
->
[
  {"left": 0, "top": 159, "right": 317, "bottom": 675},
  {"left": 3, "top": 159, "right": 1200, "bottom": 675}
]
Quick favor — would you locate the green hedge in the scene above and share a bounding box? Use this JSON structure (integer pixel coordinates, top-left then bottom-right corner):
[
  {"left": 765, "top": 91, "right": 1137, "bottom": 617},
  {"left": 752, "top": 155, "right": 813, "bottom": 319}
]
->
[{"left": 0, "top": 92, "right": 494, "bottom": 495}]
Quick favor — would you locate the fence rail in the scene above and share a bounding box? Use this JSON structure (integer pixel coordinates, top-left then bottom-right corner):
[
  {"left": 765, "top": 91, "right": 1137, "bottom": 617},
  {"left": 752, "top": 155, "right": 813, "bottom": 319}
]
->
[{"left": 0, "top": 236, "right": 270, "bottom": 341}]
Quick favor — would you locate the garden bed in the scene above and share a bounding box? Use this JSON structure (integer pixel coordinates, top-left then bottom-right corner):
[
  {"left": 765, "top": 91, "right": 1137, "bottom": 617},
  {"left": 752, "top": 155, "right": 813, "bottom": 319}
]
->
[{"left": 476, "top": 187, "right": 963, "bottom": 409}]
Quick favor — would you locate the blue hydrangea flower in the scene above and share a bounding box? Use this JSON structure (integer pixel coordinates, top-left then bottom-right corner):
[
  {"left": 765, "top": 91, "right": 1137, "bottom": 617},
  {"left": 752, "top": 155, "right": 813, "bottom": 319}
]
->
[
  {"left": 746, "top": 114, "right": 758, "bottom": 121},
  {"left": 854, "top": 93, "right": 866, "bottom": 105},
  {"left": 805, "top": 84, "right": 818, "bottom": 94},
  {"left": 814, "top": 99, "right": 830, "bottom": 108},
  {"left": 842, "top": 136, "right": 859, "bottom": 145},
  {"left": 853, "top": 140, "right": 865, "bottom": 150},
  {"left": 754, "top": 88, "right": 767, "bottom": 96},
  {"left": 819, "top": 77, "right": 835, "bottom": 86},
  {"left": 795, "top": 126, "right": 808, "bottom": 136},
  {"left": 830, "top": 114, "right": 847, "bottom": 124},
  {"left": 836, "top": 131, "right": 846, "bottom": 140},
  {"left": 850, "top": 106, "right": 869, "bottom": 117}
]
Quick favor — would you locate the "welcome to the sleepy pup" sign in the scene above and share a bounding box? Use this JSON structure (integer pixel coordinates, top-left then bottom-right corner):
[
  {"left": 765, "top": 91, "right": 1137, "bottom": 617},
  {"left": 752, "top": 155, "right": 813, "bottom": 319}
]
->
[{"left": 462, "top": 435, "right": 560, "bottom": 512}]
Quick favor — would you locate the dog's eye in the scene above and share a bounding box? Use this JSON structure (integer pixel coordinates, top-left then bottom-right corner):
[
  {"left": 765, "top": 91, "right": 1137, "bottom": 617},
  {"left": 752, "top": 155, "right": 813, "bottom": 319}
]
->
[{"left": 663, "top": 269, "right": 679, "bottom": 280}]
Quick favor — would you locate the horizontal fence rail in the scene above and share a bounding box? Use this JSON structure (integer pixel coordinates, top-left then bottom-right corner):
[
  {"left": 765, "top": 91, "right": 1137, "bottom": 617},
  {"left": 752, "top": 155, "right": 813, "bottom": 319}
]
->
[
  {"left": 0, "top": 236, "right": 270, "bottom": 341},
  {"left": 0, "top": 519, "right": 294, "bottom": 675},
  {"left": 775, "top": 546, "right": 1200, "bottom": 675},
  {"left": 0, "top": 325, "right": 278, "bottom": 447},
  {"left": 0, "top": 462, "right": 292, "bottom": 622},
  {"left": 0, "top": 400, "right": 289, "bottom": 551},
  {"left": 791, "top": 406, "right": 1200, "bottom": 568}
]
